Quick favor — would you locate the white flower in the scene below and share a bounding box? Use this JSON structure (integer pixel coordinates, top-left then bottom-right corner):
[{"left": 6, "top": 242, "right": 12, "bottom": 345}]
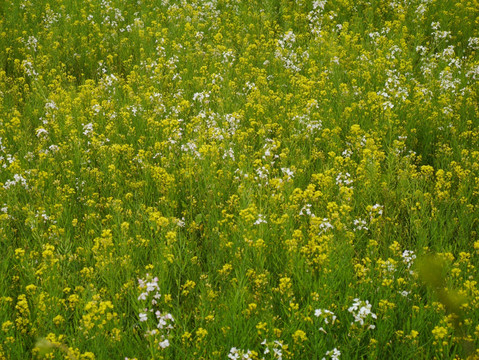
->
[
  {"left": 319, "top": 218, "right": 334, "bottom": 234},
  {"left": 336, "top": 172, "right": 353, "bottom": 187},
  {"left": 402, "top": 250, "right": 416, "bottom": 268},
  {"left": 300, "top": 204, "right": 315, "bottom": 217},
  {"left": 22, "top": 60, "right": 38, "bottom": 77},
  {"left": 468, "top": 37, "right": 479, "bottom": 50},
  {"left": 323, "top": 348, "right": 341, "bottom": 360},
  {"left": 254, "top": 214, "right": 267, "bottom": 225},
  {"left": 193, "top": 91, "right": 210, "bottom": 103},
  {"left": 158, "top": 339, "right": 170, "bottom": 348},
  {"left": 348, "top": 299, "right": 377, "bottom": 327},
  {"left": 146, "top": 279, "right": 159, "bottom": 292},
  {"left": 83, "top": 123, "right": 93, "bottom": 136},
  {"left": 281, "top": 167, "right": 294, "bottom": 180},
  {"left": 139, "top": 312, "right": 148, "bottom": 322},
  {"left": 315, "top": 308, "right": 337, "bottom": 325},
  {"left": 353, "top": 218, "right": 368, "bottom": 231},
  {"left": 228, "top": 347, "right": 240, "bottom": 360},
  {"left": 36, "top": 128, "right": 48, "bottom": 137}
]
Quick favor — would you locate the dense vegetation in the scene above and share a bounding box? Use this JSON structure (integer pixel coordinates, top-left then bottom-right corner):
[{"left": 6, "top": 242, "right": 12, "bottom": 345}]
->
[{"left": 0, "top": 0, "right": 478, "bottom": 358}]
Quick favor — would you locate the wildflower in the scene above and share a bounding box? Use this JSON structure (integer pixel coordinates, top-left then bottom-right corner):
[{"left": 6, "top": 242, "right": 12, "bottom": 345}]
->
[
  {"left": 139, "top": 313, "right": 148, "bottom": 322},
  {"left": 401, "top": 250, "right": 416, "bottom": 268},
  {"left": 336, "top": 172, "right": 353, "bottom": 187},
  {"left": 82, "top": 123, "right": 93, "bottom": 136},
  {"left": 146, "top": 279, "right": 159, "bottom": 292},
  {"left": 228, "top": 347, "right": 240, "bottom": 360},
  {"left": 319, "top": 218, "right": 334, "bottom": 234},
  {"left": 193, "top": 91, "right": 210, "bottom": 103},
  {"left": 468, "top": 37, "right": 479, "bottom": 50},
  {"left": 22, "top": 60, "right": 38, "bottom": 77},
  {"left": 353, "top": 219, "right": 368, "bottom": 231},
  {"left": 300, "top": 204, "right": 315, "bottom": 217},
  {"left": 254, "top": 214, "right": 267, "bottom": 225},
  {"left": 432, "top": 326, "right": 448, "bottom": 340},
  {"left": 292, "top": 329, "right": 308, "bottom": 343},
  {"left": 315, "top": 308, "right": 337, "bottom": 325},
  {"left": 348, "top": 299, "right": 377, "bottom": 329},
  {"left": 36, "top": 128, "right": 48, "bottom": 137},
  {"left": 323, "top": 348, "right": 341, "bottom": 360},
  {"left": 3, "top": 174, "right": 28, "bottom": 190},
  {"left": 158, "top": 339, "right": 170, "bottom": 348},
  {"left": 281, "top": 167, "right": 294, "bottom": 180},
  {"left": 228, "top": 347, "right": 253, "bottom": 360}
]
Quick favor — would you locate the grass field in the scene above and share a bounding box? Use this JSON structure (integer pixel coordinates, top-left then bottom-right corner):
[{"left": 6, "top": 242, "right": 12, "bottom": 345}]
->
[{"left": 1, "top": 0, "right": 479, "bottom": 359}]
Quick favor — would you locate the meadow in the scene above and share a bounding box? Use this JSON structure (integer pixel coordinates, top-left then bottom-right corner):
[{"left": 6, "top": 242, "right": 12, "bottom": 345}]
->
[{"left": 0, "top": 0, "right": 479, "bottom": 358}]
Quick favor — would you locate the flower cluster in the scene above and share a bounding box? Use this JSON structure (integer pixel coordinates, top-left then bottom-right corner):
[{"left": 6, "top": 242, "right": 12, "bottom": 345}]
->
[
  {"left": 137, "top": 275, "right": 174, "bottom": 351},
  {"left": 348, "top": 299, "right": 377, "bottom": 329}
]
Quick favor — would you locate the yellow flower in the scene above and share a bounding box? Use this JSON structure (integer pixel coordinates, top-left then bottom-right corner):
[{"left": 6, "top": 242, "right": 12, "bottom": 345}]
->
[
  {"left": 432, "top": 326, "right": 448, "bottom": 340},
  {"left": 1, "top": 321, "right": 13, "bottom": 332},
  {"left": 292, "top": 329, "right": 308, "bottom": 343},
  {"left": 196, "top": 327, "right": 208, "bottom": 341},
  {"left": 53, "top": 315, "right": 64, "bottom": 326}
]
